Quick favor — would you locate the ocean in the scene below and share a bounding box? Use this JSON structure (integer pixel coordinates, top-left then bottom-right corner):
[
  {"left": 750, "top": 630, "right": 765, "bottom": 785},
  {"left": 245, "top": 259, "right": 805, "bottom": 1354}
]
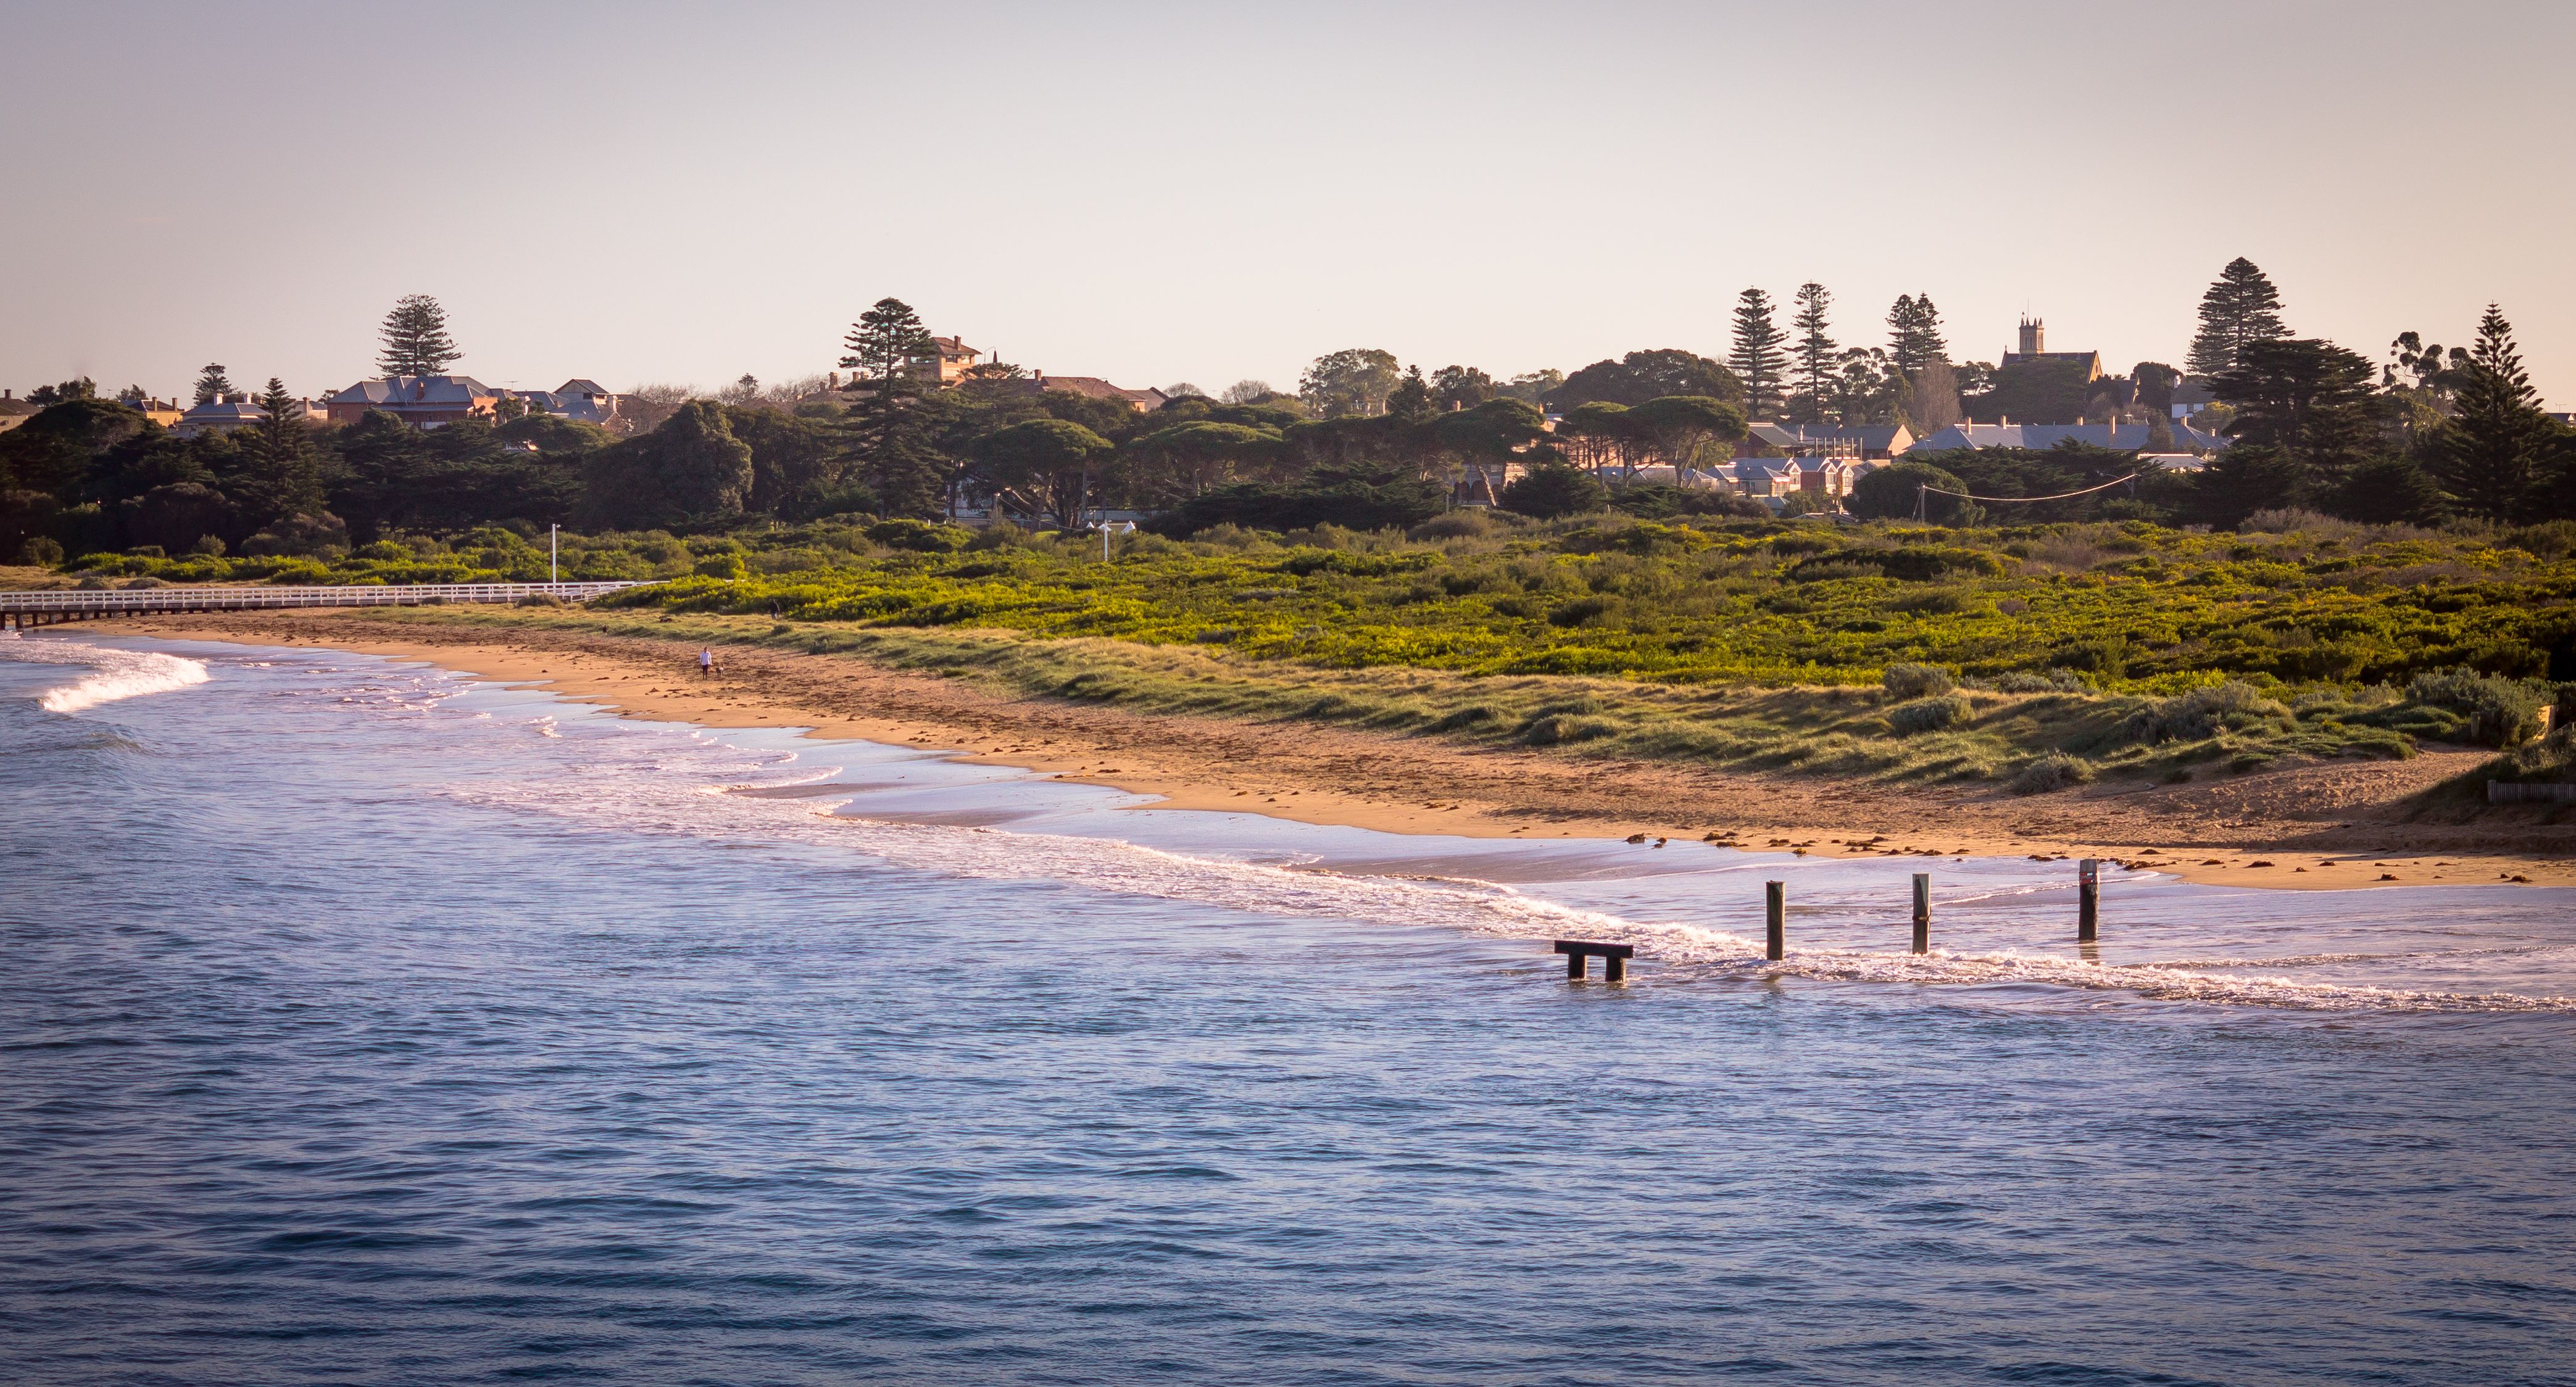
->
[{"left": 4, "top": 633, "right": 2573, "bottom": 1385}]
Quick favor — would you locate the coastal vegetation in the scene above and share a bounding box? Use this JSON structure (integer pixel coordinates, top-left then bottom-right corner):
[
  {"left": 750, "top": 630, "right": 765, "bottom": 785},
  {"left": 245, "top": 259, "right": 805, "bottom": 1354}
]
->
[{"left": 59, "top": 503, "right": 2576, "bottom": 795}]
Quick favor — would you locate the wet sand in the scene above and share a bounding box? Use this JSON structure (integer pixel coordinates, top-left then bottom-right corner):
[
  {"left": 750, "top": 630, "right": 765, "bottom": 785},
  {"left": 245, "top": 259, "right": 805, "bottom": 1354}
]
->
[{"left": 94, "top": 608, "right": 2576, "bottom": 890}]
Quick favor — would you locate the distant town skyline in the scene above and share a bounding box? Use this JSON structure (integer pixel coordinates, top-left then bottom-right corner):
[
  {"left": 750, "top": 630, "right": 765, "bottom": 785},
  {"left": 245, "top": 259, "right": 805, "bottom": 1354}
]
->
[{"left": 4, "top": 1, "right": 2570, "bottom": 405}]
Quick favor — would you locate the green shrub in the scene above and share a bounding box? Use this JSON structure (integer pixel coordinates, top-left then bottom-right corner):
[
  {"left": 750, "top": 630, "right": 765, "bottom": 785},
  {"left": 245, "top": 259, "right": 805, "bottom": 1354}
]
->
[
  {"left": 2404, "top": 669, "right": 2551, "bottom": 747},
  {"left": 1882, "top": 663, "right": 1956, "bottom": 699},
  {"left": 2119, "top": 682, "right": 2286, "bottom": 743},
  {"left": 1524, "top": 713, "right": 1616, "bottom": 745},
  {"left": 16, "top": 537, "right": 64, "bottom": 566},
  {"left": 694, "top": 553, "right": 747, "bottom": 580},
  {"left": 2010, "top": 751, "right": 2096, "bottom": 795},
  {"left": 1888, "top": 695, "right": 1971, "bottom": 734},
  {"left": 866, "top": 518, "right": 971, "bottom": 552}
]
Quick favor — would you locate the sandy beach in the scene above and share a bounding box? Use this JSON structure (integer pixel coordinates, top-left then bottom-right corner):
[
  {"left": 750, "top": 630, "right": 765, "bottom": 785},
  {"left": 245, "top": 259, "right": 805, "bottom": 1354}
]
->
[{"left": 83, "top": 608, "right": 2576, "bottom": 890}]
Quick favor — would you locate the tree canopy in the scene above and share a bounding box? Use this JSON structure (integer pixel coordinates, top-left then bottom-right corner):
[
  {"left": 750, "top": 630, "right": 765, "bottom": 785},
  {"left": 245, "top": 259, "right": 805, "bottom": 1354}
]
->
[
  {"left": 378, "top": 295, "right": 461, "bottom": 377},
  {"left": 2187, "top": 258, "right": 2289, "bottom": 379},
  {"left": 2430, "top": 305, "right": 2557, "bottom": 521},
  {"left": 1729, "top": 289, "right": 1788, "bottom": 418},
  {"left": 1299, "top": 349, "right": 1402, "bottom": 418},
  {"left": 1543, "top": 349, "right": 1742, "bottom": 411}
]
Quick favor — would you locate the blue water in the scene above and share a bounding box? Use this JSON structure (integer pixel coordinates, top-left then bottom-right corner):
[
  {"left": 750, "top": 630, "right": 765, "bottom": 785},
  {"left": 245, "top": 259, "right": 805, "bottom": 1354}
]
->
[{"left": 4, "top": 636, "right": 2574, "bottom": 1385}]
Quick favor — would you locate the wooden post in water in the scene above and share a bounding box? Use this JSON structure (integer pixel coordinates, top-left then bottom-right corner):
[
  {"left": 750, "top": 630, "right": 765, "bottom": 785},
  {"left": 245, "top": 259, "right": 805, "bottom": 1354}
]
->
[
  {"left": 1766, "top": 880, "right": 1785, "bottom": 961},
  {"left": 2077, "top": 858, "right": 2100, "bottom": 943},
  {"left": 1911, "top": 872, "right": 1930, "bottom": 954}
]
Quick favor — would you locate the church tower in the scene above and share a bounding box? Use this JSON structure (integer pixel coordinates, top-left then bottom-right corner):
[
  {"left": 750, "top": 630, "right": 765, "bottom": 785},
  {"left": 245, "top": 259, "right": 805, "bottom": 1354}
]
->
[{"left": 2017, "top": 317, "right": 2045, "bottom": 355}]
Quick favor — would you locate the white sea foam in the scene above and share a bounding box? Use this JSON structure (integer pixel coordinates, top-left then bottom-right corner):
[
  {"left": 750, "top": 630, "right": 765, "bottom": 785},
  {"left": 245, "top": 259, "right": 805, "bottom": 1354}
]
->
[
  {"left": 438, "top": 732, "right": 2576, "bottom": 1016},
  {"left": 4, "top": 640, "right": 211, "bottom": 713}
]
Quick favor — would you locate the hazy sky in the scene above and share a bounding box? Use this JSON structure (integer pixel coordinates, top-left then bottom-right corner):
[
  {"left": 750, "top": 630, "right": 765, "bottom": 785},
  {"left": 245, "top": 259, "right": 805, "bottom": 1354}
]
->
[{"left": 5, "top": 1, "right": 2570, "bottom": 405}]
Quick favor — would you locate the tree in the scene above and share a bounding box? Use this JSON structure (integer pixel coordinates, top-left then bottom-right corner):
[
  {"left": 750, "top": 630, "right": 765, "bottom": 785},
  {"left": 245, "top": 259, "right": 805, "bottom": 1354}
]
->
[
  {"left": 1124, "top": 421, "right": 1281, "bottom": 503},
  {"left": 1556, "top": 401, "right": 1632, "bottom": 474},
  {"left": 2132, "top": 362, "right": 2180, "bottom": 414},
  {"left": 378, "top": 294, "right": 461, "bottom": 377},
  {"left": 1221, "top": 379, "right": 1277, "bottom": 405},
  {"left": 1977, "top": 358, "right": 2092, "bottom": 425},
  {"left": 2212, "top": 337, "right": 2383, "bottom": 495},
  {"left": 2330, "top": 455, "right": 2448, "bottom": 526},
  {"left": 1618, "top": 395, "right": 1746, "bottom": 471},
  {"left": 578, "top": 401, "right": 754, "bottom": 529},
  {"left": 1729, "top": 288, "right": 1789, "bottom": 419},
  {"left": 26, "top": 378, "right": 97, "bottom": 407},
  {"left": 1499, "top": 369, "right": 1563, "bottom": 404},
  {"left": 839, "top": 297, "right": 936, "bottom": 386},
  {"left": 2186, "top": 258, "right": 2288, "bottom": 379},
  {"left": 1385, "top": 365, "right": 1436, "bottom": 423},
  {"left": 193, "top": 363, "right": 234, "bottom": 404},
  {"left": 1500, "top": 462, "right": 1606, "bottom": 519},
  {"left": 2429, "top": 304, "right": 2554, "bottom": 521},
  {"left": 973, "top": 418, "right": 1113, "bottom": 526},
  {"left": 1790, "top": 283, "right": 1835, "bottom": 424},
  {"left": 238, "top": 378, "right": 326, "bottom": 523},
  {"left": 1300, "top": 349, "right": 1402, "bottom": 418},
  {"left": 1847, "top": 460, "right": 1967, "bottom": 522},
  {"left": 1908, "top": 360, "right": 1963, "bottom": 433},
  {"left": 1542, "top": 350, "right": 1741, "bottom": 410},
  {"left": 1888, "top": 295, "right": 1948, "bottom": 375},
  {"left": 1431, "top": 365, "right": 1498, "bottom": 410}
]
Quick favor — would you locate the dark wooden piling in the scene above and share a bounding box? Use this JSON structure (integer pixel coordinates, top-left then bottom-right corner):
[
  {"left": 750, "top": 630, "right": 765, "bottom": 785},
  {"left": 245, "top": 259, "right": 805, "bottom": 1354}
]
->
[
  {"left": 1911, "top": 872, "right": 1930, "bottom": 954},
  {"left": 2077, "top": 858, "right": 2099, "bottom": 943},
  {"left": 1765, "top": 880, "right": 1785, "bottom": 961},
  {"left": 1554, "top": 939, "right": 1634, "bottom": 982}
]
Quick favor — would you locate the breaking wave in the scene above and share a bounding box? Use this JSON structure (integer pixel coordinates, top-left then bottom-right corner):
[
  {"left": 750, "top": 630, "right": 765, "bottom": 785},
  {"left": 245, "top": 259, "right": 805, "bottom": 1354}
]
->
[
  {"left": 442, "top": 737, "right": 2576, "bottom": 1017},
  {"left": 6, "top": 640, "right": 211, "bottom": 713}
]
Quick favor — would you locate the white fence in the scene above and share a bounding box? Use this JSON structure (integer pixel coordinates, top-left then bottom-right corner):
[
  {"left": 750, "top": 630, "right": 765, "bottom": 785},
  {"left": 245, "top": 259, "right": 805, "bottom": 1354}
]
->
[{"left": 1, "top": 581, "right": 647, "bottom": 619}]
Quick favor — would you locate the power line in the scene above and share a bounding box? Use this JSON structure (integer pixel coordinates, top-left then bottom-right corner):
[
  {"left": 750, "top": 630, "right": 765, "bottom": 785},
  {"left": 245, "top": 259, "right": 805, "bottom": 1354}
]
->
[{"left": 1913, "top": 472, "right": 2140, "bottom": 521}]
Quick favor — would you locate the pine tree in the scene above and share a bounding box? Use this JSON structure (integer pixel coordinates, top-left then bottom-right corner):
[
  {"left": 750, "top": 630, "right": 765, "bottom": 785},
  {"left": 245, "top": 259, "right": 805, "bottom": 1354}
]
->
[
  {"left": 193, "top": 363, "right": 234, "bottom": 404},
  {"left": 377, "top": 295, "right": 461, "bottom": 378},
  {"left": 2186, "top": 258, "right": 2288, "bottom": 379},
  {"left": 2430, "top": 304, "right": 2553, "bottom": 521},
  {"left": 1729, "top": 288, "right": 1788, "bottom": 420},
  {"left": 243, "top": 378, "right": 325, "bottom": 523},
  {"left": 1790, "top": 283, "right": 1835, "bottom": 424},
  {"left": 832, "top": 299, "right": 946, "bottom": 514},
  {"left": 1888, "top": 294, "right": 1947, "bottom": 375},
  {"left": 1385, "top": 365, "right": 1436, "bottom": 422},
  {"left": 839, "top": 297, "right": 936, "bottom": 387}
]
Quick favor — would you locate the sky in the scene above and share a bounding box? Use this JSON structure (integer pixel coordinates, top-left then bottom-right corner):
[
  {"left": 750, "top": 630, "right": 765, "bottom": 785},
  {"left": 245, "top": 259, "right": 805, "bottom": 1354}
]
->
[{"left": 4, "top": 0, "right": 2572, "bottom": 406}]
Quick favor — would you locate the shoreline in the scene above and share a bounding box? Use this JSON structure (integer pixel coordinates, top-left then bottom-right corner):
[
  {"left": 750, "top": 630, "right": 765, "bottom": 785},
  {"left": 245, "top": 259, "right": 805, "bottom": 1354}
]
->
[{"left": 72, "top": 608, "right": 2576, "bottom": 892}]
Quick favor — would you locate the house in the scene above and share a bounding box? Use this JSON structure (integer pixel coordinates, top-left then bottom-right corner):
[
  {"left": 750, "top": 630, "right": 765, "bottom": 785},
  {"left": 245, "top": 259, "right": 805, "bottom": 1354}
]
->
[
  {"left": 2171, "top": 378, "right": 2217, "bottom": 420},
  {"left": 1748, "top": 421, "right": 1913, "bottom": 460},
  {"left": 1745, "top": 422, "right": 1861, "bottom": 458},
  {"left": 1908, "top": 421, "right": 2228, "bottom": 453},
  {"left": 1015, "top": 373, "right": 1169, "bottom": 412},
  {"left": 326, "top": 375, "right": 501, "bottom": 428},
  {"left": 170, "top": 395, "right": 265, "bottom": 438},
  {"left": 905, "top": 336, "right": 986, "bottom": 386},
  {"left": 499, "top": 379, "right": 621, "bottom": 425},
  {"left": 1724, "top": 456, "right": 1855, "bottom": 499},
  {"left": 0, "top": 392, "right": 36, "bottom": 434},
  {"left": 1998, "top": 318, "right": 2104, "bottom": 381}
]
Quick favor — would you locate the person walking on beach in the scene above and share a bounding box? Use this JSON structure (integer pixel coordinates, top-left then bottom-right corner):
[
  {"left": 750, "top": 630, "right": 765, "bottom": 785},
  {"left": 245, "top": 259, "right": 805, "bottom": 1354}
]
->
[{"left": 699, "top": 648, "right": 717, "bottom": 677}]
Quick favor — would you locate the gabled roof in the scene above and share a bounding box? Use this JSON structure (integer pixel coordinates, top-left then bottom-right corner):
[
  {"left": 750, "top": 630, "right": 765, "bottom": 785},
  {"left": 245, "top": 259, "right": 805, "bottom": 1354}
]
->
[
  {"left": 1911, "top": 421, "right": 2229, "bottom": 452},
  {"left": 329, "top": 375, "right": 496, "bottom": 405},
  {"left": 180, "top": 400, "right": 266, "bottom": 424},
  {"left": 555, "top": 379, "right": 610, "bottom": 397}
]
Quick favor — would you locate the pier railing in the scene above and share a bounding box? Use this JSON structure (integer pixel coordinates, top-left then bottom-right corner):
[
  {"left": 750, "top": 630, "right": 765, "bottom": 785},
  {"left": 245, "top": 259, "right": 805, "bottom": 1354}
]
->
[{"left": 1, "top": 581, "right": 648, "bottom": 625}]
